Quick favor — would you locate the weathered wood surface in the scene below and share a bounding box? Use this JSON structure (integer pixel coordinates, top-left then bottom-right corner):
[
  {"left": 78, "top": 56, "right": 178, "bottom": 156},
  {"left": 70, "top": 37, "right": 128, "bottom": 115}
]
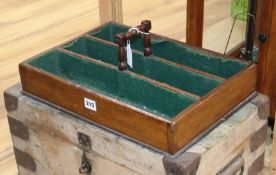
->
[
  {"left": 188, "top": 105, "right": 266, "bottom": 174},
  {"left": 5, "top": 84, "right": 267, "bottom": 175}
]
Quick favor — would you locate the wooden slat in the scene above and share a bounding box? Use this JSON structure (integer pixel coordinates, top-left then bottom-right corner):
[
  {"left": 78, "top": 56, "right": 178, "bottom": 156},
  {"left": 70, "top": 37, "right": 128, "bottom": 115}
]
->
[
  {"left": 186, "top": 0, "right": 204, "bottom": 47},
  {"left": 98, "top": 0, "right": 123, "bottom": 24},
  {"left": 169, "top": 64, "right": 257, "bottom": 154},
  {"left": 257, "top": 0, "right": 276, "bottom": 116}
]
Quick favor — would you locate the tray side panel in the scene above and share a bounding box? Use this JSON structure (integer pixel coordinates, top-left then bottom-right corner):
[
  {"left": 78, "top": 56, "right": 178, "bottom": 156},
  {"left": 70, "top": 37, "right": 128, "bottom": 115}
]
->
[
  {"left": 169, "top": 64, "right": 257, "bottom": 154},
  {"left": 19, "top": 64, "right": 170, "bottom": 153}
]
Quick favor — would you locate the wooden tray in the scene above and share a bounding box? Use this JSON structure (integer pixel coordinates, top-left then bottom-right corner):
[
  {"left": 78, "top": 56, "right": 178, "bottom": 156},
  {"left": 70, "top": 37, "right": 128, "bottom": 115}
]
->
[{"left": 19, "top": 22, "right": 257, "bottom": 154}]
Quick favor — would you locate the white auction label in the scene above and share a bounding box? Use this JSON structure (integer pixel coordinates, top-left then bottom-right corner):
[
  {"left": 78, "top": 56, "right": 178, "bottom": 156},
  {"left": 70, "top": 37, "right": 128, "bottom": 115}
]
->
[
  {"left": 126, "top": 40, "right": 133, "bottom": 68},
  {"left": 84, "top": 98, "right": 97, "bottom": 111}
]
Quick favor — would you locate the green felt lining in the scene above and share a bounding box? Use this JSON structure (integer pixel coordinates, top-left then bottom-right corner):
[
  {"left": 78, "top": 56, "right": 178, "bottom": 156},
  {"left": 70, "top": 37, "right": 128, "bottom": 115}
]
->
[
  {"left": 89, "top": 23, "right": 248, "bottom": 79},
  {"left": 28, "top": 50, "right": 197, "bottom": 120},
  {"left": 63, "top": 37, "right": 222, "bottom": 96}
]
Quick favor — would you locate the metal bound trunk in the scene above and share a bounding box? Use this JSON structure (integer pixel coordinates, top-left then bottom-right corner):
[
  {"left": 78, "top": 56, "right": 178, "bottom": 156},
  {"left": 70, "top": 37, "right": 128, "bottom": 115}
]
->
[
  {"left": 18, "top": 22, "right": 257, "bottom": 154},
  {"left": 5, "top": 84, "right": 269, "bottom": 175}
]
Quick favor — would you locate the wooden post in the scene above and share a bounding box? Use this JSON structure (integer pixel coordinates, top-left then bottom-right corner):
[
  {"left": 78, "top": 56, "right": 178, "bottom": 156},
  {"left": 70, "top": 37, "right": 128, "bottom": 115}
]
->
[
  {"left": 257, "top": 0, "right": 276, "bottom": 116},
  {"left": 186, "top": 0, "right": 204, "bottom": 47},
  {"left": 98, "top": 0, "right": 123, "bottom": 24}
]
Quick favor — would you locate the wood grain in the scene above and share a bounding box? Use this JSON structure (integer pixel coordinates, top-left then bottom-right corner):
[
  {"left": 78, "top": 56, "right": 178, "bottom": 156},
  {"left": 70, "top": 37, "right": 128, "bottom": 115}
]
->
[
  {"left": 257, "top": 0, "right": 276, "bottom": 117},
  {"left": 99, "top": 0, "right": 123, "bottom": 24},
  {"left": 170, "top": 64, "right": 257, "bottom": 153},
  {"left": 0, "top": 118, "right": 17, "bottom": 175},
  {"left": 186, "top": 0, "right": 204, "bottom": 47}
]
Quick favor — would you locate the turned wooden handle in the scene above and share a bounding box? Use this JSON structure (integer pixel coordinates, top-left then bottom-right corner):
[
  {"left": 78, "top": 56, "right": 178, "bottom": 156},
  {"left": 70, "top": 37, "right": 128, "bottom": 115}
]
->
[
  {"left": 115, "top": 33, "right": 127, "bottom": 71},
  {"left": 114, "top": 20, "right": 152, "bottom": 71},
  {"left": 141, "top": 20, "right": 152, "bottom": 56}
]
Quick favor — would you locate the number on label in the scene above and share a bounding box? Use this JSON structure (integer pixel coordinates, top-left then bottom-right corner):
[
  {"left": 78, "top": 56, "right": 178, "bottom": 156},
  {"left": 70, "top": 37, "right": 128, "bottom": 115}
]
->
[{"left": 84, "top": 98, "right": 97, "bottom": 111}]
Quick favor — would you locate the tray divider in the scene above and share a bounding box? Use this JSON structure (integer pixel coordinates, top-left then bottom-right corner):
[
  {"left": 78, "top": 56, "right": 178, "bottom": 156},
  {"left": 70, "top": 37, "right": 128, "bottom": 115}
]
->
[
  {"left": 84, "top": 34, "right": 226, "bottom": 82},
  {"left": 57, "top": 48, "right": 201, "bottom": 100}
]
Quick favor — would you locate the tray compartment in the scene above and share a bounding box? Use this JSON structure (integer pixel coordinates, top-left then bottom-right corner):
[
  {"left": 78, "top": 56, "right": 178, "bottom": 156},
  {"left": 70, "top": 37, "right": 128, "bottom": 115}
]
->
[
  {"left": 89, "top": 23, "right": 248, "bottom": 79},
  {"left": 25, "top": 50, "right": 197, "bottom": 119},
  {"left": 63, "top": 37, "right": 222, "bottom": 97}
]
